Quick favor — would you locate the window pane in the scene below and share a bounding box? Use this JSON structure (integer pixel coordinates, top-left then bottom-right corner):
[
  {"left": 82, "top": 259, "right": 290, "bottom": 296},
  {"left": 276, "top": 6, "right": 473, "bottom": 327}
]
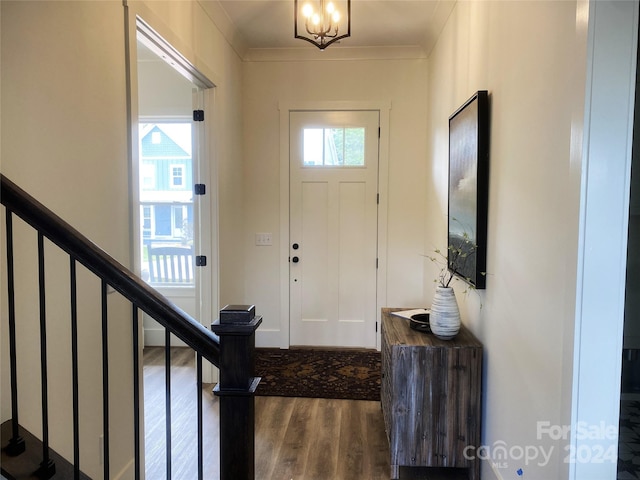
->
[
  {"left": 138, "top": 120, "right": 195, "bottom": 287},
  {"left": 141, "top": 163, "right": 156, "bottom": 190},
  {"left": 328, "top": 129, "right": 344, "bottom": 165},
  {"left": 183, "top": 205, "right": 193, "bottom": 244},
  {"left": 303, "top": 129, "right": 324, "bottom": 165},
  {"left": 142, "top": 205, "right": 152, "bottom": 238},
  {"left": 302, "top": 127, "right": 365, "bottom": 167},
  {"left": 173, "top": 206, "right": 184, "bottom": 226},
  {"left": 155, "top": 205, "right": 172, "bottom": 237},
  {"left": 173, "top": 205, "right": 184, "bottom": 238},
  {"left": 344, "top": 128, "right": 365, "bottom": 165}
]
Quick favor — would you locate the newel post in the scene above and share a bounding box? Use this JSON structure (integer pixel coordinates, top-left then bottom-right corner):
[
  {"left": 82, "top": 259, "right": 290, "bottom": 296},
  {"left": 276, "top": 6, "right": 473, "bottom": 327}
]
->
[{"left": 211, "top": 305, "right": 262, "bottom": 480}]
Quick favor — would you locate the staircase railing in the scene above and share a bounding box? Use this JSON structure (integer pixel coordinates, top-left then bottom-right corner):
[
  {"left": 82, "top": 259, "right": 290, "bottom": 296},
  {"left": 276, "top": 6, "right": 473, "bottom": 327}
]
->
[{"left": 0, "top": 174, "right": 259, "bottom": 480}]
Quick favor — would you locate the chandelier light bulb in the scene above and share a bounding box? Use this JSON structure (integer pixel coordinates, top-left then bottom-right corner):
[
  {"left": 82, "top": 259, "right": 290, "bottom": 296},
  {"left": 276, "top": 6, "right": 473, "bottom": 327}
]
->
[
  {"left": 332, "top": 11, "right": 340, "bottom": 23},
  {"left": 311, "top": 12, "right": 320, "bottom": 25},
  {"left": 326, "top": 2, "right": 335, "bottom": 14},
  {"left": 302, "top": 3, "right": 314, "bottom": 18}
]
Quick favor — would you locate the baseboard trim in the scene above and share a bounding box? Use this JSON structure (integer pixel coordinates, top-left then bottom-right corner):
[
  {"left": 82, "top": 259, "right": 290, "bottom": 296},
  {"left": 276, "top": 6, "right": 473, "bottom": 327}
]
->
[
  {"left": 256, "top": 328, "right": 284, "bottom": 348},
  {"left": 484, "top": 457, "right": 505, "bottom": 480}
]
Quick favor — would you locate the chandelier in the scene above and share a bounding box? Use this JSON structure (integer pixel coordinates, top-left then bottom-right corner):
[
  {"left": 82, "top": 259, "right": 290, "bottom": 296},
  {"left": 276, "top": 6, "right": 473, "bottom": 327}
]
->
[{"left": 294, "top": 0, "right": 351, "bottom": 50}]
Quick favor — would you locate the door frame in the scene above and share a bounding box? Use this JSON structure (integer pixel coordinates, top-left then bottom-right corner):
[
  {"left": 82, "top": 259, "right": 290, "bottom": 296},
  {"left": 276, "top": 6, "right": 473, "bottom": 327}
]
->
[
  {"left": 568, "top": 2, "right": 638, "bottom": 479},
  {"left": 125, "top": 11, "right": 219, "bottom": 382},
  {"left": 278, "top": 101, "right": 391, "bottom": 350}
]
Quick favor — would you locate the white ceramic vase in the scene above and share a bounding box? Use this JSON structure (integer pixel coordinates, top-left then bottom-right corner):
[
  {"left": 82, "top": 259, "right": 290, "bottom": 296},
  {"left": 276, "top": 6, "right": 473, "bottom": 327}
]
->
[{"left": 430, "top": 286, "right": 461, "bottom": 340}]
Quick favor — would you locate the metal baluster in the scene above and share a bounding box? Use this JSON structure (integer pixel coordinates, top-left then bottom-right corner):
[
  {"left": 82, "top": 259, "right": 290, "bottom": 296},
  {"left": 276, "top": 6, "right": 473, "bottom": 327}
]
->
[
  {"left": 132, "top": 305, "right": 141, "bottom": 480},
  {"left": 4, "top": 211, "right": 25, "bottom": 456},
  {"left": 70, "top": 258, "right": 80, "bottom": 479},
  {"left": 37, "top": 233, "right": 55, "bottom": 478},
  {"left": 102, "top": 280, "right": 110, "bottom": 480},
  {"left": 165, "top": 329, "right": 172, "bottom": 479},
  {"left": 197, "top": 354, "right": 203, "bottom": 480}
]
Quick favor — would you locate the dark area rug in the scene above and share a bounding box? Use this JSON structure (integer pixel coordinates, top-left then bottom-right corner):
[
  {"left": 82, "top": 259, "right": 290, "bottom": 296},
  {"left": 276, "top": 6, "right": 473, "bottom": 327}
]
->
[{"left": 254, "top": 347, "right": 381, "bottom": 401}]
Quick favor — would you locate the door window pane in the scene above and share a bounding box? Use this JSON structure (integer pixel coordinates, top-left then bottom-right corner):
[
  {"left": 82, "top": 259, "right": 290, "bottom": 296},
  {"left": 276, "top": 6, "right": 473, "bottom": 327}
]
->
[
  {"left": 343, "top": 128, "right": 365, "bottom": 165},
  {"left": 303, "top": 127, "right": 365, "bottom": 166}
]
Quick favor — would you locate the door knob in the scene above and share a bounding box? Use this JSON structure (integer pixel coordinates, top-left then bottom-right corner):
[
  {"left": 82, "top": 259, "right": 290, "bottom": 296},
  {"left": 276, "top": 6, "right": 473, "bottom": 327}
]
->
[{"left": 292, "top": 256, "right": 299, "bottom": 263}]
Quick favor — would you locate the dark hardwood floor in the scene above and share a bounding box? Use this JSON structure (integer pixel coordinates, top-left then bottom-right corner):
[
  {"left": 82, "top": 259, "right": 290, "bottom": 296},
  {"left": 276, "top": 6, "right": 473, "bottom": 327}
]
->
[{"left": 143, "top": 347, "right": 469, "bottom": 480}]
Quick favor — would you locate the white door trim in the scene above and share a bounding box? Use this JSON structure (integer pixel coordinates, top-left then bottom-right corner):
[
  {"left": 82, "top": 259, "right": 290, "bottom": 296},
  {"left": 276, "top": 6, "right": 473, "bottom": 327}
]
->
[
  {"left": 278, "top": 101, "right": 390, "bottom": 350},
  {"left": 569, "top": 2, "right": 638, "bottom": 480}
]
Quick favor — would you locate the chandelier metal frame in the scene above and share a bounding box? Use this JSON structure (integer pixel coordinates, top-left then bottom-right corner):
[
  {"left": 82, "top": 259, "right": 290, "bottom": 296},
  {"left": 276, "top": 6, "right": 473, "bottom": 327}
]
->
[{"left": 294, "top": 0, "right": 351, "bottom": 50}]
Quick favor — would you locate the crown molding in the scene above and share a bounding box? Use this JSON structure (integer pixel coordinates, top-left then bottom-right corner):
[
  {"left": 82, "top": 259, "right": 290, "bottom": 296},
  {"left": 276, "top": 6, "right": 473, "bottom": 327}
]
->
[
  {"left": 243, "top": 45, "right": 428, "bottom": 62},
  {"left": 198, "top": 0, "right": 249, "bottom": 60},
  {"left": 421, "top": 0, "right": 456, "bottom": 57}
]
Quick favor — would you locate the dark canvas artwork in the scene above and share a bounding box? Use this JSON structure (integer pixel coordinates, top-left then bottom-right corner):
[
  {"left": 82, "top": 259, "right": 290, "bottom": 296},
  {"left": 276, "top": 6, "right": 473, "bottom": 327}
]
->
[{"left": 448, "top": 91, "right": 489, "bottom": 288}]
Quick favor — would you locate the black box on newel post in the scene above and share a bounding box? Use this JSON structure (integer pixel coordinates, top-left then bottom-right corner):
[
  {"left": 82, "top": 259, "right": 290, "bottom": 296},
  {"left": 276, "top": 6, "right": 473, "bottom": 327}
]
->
[{"left": 219, "top": 304, "right": 256, "bottom": 324}]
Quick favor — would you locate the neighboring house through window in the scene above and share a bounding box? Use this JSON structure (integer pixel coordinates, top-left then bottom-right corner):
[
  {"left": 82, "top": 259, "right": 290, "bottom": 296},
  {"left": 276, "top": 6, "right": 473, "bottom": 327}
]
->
[
  {"left": 138, "top": 121, "right": 194, "bottom": 278},
  {"left": 170, "top": 164, "right": 185, "bottom": 188},
  {"left": 141, "top": 163, "right": 156, "bottom": 190}
]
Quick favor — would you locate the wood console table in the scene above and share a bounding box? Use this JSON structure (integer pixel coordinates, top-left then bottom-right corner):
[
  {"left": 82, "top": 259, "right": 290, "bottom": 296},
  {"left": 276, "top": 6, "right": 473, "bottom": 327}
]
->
[{"left": 381, "top": 308, "right": 482, "bottom": 480}]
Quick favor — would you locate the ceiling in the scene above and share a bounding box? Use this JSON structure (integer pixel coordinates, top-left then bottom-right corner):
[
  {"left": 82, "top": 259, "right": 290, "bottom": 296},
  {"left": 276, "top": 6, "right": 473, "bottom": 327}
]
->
[{"left": 206, "top": 0, "right": 456, "bottom": 58}]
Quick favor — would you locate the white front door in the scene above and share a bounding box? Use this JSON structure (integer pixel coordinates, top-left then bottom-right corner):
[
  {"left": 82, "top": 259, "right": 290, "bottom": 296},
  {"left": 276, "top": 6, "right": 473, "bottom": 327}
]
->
[{"left": 289, "top": 110, "right": 379, "bottom": 348}]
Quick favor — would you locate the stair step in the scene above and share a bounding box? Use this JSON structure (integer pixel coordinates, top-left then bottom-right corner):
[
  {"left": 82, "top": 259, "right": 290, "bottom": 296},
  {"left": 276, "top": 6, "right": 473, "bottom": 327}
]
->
[{"left": 1, "top": 421, "right": 91, "bottom": 480}]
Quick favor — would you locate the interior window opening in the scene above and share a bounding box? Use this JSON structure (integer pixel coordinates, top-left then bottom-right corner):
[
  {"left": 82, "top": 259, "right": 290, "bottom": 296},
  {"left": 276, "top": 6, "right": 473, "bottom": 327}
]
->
[{"left": 138, "top": 120, "right": 194, "bottom": 286}]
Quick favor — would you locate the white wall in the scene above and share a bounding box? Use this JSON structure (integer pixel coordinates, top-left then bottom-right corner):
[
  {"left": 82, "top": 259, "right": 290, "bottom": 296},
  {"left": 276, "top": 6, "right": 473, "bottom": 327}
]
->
[
  {"left": 1, "top": 0, "right": 244, "bottom": 477},
  {"left": 137, "top": 50, "right": 194, "bottom": 118},
  {"left": 425, "top": 2, "right": 587, "bottom": 479},
  {"left": 1, "top": 2, "right": 133, "bottom": 477},
  {"left": 242, "top": 57, "right": 429, "bottom": 346}
]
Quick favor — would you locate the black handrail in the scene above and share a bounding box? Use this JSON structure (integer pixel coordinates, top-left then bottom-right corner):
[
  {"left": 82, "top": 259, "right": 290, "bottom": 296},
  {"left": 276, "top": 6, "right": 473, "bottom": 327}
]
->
[{"left": 0, "top": 174, "right": 220, "bottom": 366}]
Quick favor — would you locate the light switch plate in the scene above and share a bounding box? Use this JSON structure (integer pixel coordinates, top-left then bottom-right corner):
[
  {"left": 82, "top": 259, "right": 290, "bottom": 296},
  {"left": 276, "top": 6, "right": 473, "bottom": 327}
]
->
[{"left": 255, "top": 233, "right": 272, "bottom": 246}]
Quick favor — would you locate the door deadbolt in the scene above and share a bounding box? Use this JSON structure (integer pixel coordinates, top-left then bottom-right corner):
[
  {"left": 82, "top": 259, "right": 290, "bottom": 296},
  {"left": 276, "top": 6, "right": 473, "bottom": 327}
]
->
[{"left": 292, "top": 243, "right": 299, "bottom": 250}]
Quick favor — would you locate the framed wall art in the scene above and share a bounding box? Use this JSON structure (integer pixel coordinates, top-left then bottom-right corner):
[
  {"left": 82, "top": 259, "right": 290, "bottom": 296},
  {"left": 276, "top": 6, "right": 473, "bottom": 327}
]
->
[{"left": 448, "top": 90, "right": 489, "bottom": 289}]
